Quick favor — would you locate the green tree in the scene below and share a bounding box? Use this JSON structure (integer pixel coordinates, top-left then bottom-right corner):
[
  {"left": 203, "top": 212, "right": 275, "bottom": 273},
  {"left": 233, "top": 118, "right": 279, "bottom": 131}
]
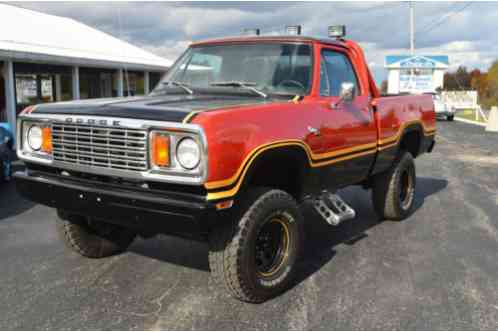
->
[
  {"left": 444, "top": 66, "right": 472, "bottom": 91},
  {"left": 487, "top": 60, "right": 498, "bottom": 100}
]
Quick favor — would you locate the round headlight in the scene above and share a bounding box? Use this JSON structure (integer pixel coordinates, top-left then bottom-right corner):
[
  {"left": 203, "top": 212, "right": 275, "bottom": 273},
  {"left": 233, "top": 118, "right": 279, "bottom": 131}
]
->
[
  {"left": 176, "top": 137, "right": 201, "bottom": 170},
  {"left": 27, "top": 125, "right": 43, "bottom": 151}
]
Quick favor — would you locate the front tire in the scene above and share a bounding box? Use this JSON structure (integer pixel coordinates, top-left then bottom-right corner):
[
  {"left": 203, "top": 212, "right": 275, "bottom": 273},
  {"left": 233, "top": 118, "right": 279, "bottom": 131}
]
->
[
  {"left": 447, "top": 114, "right": 454, "bottom": 121},
  {"left": 372, "top": 152, "right": 416, "bottom": 221},
  {"left": 208, "top": 188, "right": 303, "bottom": 303},
  {"left": 56, "top": 211, "right": 136, "bottom": 258}
]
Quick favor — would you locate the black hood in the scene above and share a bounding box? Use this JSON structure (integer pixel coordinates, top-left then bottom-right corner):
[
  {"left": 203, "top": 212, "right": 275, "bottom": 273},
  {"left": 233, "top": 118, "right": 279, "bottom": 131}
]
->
[{"left": 33, "top": 94, "right": 277, "bottom": 123}]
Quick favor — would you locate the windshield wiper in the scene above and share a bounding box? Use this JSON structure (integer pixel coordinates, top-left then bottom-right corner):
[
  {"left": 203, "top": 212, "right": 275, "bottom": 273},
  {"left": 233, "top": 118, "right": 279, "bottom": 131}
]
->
[
  {"left": 210, "top": 81, "right": 267, "bottom": 98},
  {"left": 161, "top": 81, "right": 193, "bottom": 95}
]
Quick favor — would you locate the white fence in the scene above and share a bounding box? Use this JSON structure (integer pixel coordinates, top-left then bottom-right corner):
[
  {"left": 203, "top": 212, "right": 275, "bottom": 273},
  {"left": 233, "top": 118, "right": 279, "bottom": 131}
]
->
[{"left": 441, "top": 91, "right": 478, "bottom": 111}]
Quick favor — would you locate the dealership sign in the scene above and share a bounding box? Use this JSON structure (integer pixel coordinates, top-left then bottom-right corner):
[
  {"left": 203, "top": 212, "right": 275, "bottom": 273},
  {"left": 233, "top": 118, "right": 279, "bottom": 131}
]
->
[
  {"left": 399, "top": 56, "right": 436, "bottom": 68},
  {"left": 399, "top": 71, "right": 433, "bottom": 91},
  {"left": 385, "top": 55, "right": 449, "bottom": 94}
]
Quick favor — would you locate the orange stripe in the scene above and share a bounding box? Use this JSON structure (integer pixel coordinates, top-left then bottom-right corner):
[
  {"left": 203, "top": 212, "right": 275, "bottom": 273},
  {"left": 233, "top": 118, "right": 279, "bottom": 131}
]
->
[{"left": 205, "top": 120, "right": 435, "bottom": 199}]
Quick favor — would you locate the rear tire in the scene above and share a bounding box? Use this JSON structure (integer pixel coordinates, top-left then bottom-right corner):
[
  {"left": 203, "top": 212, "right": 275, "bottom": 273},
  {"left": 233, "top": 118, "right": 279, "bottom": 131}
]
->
[
  {"left": 372, "top": 152, "right": 416, "bottom": 221},
  {"left": 208, "top": 188, "right": 303, "bottom": 303},
  {"left": 447, "top": 114, "right": 454, "bottom": 121},
  {"left": 56, "top": 211, "right": 136, "bottom": 258}
]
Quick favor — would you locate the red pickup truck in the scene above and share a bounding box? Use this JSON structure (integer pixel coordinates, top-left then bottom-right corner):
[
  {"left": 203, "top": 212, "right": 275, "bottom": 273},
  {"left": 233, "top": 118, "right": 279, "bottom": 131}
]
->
[{"left": 15, "top": 31, "right": 436, "bottom": 303}]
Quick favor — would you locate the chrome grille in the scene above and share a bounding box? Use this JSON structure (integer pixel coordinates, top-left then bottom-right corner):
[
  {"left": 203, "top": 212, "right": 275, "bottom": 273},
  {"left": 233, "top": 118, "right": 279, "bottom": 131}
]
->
[{"left": 51, "top": 122, "right": 148, "bottom": 171}]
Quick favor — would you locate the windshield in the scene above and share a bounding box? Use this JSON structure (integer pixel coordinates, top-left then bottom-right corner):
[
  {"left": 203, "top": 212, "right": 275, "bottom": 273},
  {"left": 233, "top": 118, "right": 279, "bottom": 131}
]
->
[{"left": 156, "top": 43, "right": 313, "bottom": 96}]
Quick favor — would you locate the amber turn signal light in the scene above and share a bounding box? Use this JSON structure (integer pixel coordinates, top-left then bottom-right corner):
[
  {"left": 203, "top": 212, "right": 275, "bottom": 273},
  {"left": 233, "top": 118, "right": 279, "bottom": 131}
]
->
[
  {"left": 152, "top": 133, "right": 170, "bottom": 167},
  {"left": 41, "top": 127, "right": 53, "bottom": 153}
]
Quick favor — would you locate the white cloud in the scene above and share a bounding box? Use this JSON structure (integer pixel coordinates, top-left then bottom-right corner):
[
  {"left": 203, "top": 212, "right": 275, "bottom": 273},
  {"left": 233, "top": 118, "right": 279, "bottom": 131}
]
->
[
  {"left": 142, "top": 40, "right": 191, "bottom": 62},
  {"left": 9, "top": 1, "right": 498, "bottom": 82}
]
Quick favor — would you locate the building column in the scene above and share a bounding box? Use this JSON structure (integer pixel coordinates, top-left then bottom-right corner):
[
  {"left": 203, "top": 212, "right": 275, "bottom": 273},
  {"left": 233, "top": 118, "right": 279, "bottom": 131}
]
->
[
  {"left": 55, "top": 74, "right": 62, "bottom": 102},
  {"left": 144, "top": 71, "right": 150, "bottom": 95},
  {"left": 116, "top": 69, "right": 124, "bottom": 97},
  {"left": 72, "top": 66, "right": 80, "bottom": 100},
  {"left": 3, "top": 60, "right": 16, "bottom": 139}
]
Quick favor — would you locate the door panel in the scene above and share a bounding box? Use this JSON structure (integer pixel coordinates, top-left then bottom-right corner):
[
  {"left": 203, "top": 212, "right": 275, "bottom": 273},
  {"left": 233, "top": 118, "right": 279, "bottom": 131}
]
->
[{"left": 317, "top": 48, "right": 377, "bottom": 187}]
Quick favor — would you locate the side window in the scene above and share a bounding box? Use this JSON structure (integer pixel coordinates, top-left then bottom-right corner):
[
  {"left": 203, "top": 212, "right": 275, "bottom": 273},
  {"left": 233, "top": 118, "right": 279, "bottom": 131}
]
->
[
  {"left": 319, "top": 58, "right": 330, "bottom": 96},
  {"left": 321, "top": 50, "right": 360, "bottom": 97}
]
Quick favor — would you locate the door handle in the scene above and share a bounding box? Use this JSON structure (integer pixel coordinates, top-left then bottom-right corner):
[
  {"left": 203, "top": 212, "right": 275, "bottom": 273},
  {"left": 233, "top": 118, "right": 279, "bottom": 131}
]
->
[{"left": 307, "top": 126, "right": 320, "bottom": 136}]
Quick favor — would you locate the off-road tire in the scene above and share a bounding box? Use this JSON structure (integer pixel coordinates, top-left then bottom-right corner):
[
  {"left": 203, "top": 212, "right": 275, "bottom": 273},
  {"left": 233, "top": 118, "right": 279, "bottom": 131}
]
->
[
  {"left": 208, "top": 188, "right": 303, "bottom": 303},
  {"left": 56, "top": 211, "right": 136, "bottom": 258},
  {"left": 447, "top": 114, "right": 454, "bottom": 121},
  {"left": 372, "top": 151, "right": 416, "bottom": 221}
]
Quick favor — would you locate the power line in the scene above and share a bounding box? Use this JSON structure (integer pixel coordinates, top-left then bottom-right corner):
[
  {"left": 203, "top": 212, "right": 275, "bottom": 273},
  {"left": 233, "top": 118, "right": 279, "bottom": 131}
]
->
[
  {"left": 414, "top": 2, "right": 462, "bottom": 35},
  {"left": 416, "top": 2, "right": 472, "bottom": 37}
]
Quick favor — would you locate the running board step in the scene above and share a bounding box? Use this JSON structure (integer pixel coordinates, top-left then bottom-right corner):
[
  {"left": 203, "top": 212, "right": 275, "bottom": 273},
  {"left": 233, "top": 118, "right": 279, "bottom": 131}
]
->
[{"left": 313, "top": 192, "right": 356, "bottom": 226}]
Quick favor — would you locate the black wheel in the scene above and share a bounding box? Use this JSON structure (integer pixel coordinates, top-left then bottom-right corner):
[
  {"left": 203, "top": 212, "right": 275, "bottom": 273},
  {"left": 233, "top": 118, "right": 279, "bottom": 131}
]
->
[
  {"left": 56, "top": 211, "right": 136, "bottom": 258},
  {"left": 447, "top": 114, "right": 454, "bottom": 121},
  {"left": 208, "top": 188, "right": 303, "bottom": 303},
  {"left": 372, "top": 152, "right": 416, "bottom": 221}
]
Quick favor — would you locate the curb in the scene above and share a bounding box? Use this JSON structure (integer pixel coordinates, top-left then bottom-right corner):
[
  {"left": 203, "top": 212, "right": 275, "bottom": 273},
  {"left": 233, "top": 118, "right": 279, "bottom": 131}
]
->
[{"left": 454, "top": 117, "right": 487, "bottom": 127}]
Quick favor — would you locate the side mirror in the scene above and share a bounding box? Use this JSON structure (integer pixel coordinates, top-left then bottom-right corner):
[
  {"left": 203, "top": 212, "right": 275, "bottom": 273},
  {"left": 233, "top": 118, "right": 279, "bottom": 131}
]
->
[
  {"left": 339, "top": 82, "right": 355, "bottom": 103},
  {"left": 331, "top": 82, "right": 355, "bottom": 109}
]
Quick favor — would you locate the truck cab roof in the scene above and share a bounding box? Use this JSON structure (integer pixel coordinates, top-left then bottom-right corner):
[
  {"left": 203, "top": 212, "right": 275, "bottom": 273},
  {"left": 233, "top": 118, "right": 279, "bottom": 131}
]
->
[{"left": 192, "top": 35, "right": 348, "bottom": 47}]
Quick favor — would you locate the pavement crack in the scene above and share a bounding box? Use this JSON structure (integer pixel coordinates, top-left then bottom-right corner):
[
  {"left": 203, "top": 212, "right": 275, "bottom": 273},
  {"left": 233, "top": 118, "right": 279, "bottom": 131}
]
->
[{"left": 113, "top": 278, "right": 182, "bottom": 318}]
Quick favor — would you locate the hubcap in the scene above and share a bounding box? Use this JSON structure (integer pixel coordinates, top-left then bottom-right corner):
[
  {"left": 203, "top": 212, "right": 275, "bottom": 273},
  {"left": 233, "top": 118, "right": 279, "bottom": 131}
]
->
[
  {"left": 400, "top": 167, "right": 414, "bottom": 210},
  {"left": 255, "top": 217, "right": 290, "bottom": 277}
]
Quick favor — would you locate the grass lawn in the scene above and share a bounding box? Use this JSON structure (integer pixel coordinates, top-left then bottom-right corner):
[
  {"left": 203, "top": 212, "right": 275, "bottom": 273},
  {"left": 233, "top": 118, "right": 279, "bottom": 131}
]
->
[{"left": 455, "top": 109, "right": 487, "bottom": 123}]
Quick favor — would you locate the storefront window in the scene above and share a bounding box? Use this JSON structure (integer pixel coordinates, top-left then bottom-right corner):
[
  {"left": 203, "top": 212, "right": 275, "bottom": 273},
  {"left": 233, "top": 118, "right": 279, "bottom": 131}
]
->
[
  {"left": 14, "top": 62, "right": 72, "bottom": 113},
  {"left": 124, "top": 71, "right": 145, "bottom": 96},
  {"left": 149, "top": 72, "right": 162, "bottom": 91},
  {"left": 80, "top": 67, "right": 117, "bottom": 99}
]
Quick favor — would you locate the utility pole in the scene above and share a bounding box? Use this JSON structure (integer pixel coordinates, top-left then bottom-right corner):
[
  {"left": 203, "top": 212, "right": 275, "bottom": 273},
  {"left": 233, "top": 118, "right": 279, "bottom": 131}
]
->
[{"left": 410, "top": 1, "right": 415, "bottom": 55}]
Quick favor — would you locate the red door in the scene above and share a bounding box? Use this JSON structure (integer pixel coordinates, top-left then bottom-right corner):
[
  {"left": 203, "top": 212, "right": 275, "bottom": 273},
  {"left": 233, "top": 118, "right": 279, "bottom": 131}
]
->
[{"left": 315, "top": 46, "right": 377, "bottom": 187}]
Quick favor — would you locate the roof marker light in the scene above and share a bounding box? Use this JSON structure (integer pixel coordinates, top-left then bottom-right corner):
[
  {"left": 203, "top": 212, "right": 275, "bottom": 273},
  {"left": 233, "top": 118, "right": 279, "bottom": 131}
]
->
[
  {"left": 286, "top": 25, "right": 302, "bottom": 36},
  {"left": 328, "top": 25, "right": 346, "bottom": 39},
  {"left": 243, "top": 28, "right": 260, "bottom": 36}
]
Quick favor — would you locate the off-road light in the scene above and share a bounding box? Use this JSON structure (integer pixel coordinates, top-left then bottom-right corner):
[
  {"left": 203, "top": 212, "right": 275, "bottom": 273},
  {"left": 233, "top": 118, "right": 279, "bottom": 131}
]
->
[
  {"left": 151, "top": 132, "right": 170, "bottom": 167},
  {"left": 328, "top": 25, "right": 346, "bottom": 39},
  {"left": 27, "top": 125, "right": 42, "bottom": 151},
  {"left": 176, "top": 137, "right": 201, "bottom": 170},
  {"left": 286, "top": 25, "right": 302, "bottom": 36},
  {"left": 243, "top": 28, "right": 260, "bottom": 36}
]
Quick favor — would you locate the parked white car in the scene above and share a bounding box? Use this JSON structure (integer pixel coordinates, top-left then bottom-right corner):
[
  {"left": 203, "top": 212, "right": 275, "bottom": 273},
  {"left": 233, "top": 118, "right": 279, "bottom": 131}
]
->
[{"left": 426, "top": 92, "right": 455, "bottom": 121}]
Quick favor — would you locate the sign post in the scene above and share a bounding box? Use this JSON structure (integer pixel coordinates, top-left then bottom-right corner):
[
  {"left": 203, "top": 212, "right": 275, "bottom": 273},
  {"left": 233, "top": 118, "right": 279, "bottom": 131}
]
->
[{"left": 486, "top": 106, "right": 498, "bottom": 132}]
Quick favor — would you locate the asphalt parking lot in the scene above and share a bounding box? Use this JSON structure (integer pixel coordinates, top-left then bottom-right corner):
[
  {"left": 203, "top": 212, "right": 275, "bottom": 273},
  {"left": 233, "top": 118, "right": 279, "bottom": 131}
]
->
[{"left": 1, "top": 121, "right": 497, "bottom": 330}]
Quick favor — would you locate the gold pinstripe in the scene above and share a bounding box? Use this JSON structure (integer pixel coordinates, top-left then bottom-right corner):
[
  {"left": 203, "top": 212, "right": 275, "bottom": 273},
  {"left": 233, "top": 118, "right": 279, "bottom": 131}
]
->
[
  {"left": 205, "top": 120, "right": 436, "bottom": 201},
  {"left": 206, "top": 143, "right": 378, "bottom": 200},
  {"left": 182, "top": 111, "right": 201, "bottom": 124},
  {"left": 378, "top": 120, "right": 436, "bottom": 145},
  {"left": 205, "top": 141, "right": 378, "bottom": 190},
  {"left": 377, "top": 141, "right": 398, "bottom": 151}
]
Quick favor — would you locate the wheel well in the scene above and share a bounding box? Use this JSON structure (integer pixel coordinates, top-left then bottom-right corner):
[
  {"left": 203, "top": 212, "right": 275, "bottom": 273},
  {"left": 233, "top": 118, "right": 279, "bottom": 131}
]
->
[
  {"left": 399, "top": 128, "right": 421, "bottom": 158},
  {"left": 245, "top": 146, "right": 309, "bottom": 200}
]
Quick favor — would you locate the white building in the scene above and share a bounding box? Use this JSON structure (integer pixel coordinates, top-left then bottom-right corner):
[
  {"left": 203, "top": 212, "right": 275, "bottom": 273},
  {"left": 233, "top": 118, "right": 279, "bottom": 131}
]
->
[
  {"left": 385, "top": 55, "right": 449, "bottom": 94},
  {"left": 0, "top": 4, "right": 171, "bottom": 136}
]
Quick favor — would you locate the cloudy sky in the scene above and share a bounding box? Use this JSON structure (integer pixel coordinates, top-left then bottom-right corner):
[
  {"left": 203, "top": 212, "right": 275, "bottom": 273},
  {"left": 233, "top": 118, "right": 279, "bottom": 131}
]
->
[{"left": 10, "top": 1, "right": 498, "bottom": 83}]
